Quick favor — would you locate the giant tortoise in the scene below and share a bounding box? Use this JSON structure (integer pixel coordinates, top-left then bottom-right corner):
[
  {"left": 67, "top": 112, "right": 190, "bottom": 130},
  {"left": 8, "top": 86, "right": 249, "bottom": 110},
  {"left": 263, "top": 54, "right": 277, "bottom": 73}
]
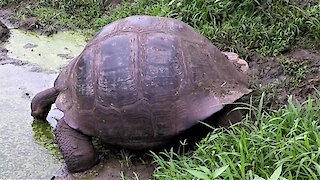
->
[{"left": 31, "top": 15, "right": 251, "bottom": 172}]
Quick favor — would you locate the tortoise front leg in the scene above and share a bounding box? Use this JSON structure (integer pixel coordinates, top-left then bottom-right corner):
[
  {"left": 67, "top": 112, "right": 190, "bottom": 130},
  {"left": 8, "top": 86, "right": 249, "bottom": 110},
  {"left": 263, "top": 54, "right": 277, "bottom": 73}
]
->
[
  {"left": 54, "top": 118, "right": 98, "bottom": 173},
  {"left": 31, "top": 87, "right": 59, "bottom": 120}
]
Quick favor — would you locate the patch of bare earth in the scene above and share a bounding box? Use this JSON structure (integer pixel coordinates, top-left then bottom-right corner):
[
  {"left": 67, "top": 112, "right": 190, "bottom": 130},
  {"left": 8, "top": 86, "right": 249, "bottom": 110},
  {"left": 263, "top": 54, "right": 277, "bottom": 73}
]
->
[
  {"left": 249, "top": 49, "right": 320, "bottom": 108},
  {"left": 54, "top": 150, "right": 155, "bottom": 180}
]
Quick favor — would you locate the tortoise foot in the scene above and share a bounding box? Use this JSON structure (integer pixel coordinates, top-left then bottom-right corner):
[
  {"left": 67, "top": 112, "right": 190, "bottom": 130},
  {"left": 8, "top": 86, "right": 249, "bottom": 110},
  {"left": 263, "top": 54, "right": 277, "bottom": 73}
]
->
[{"left": 54, "top": 118, "right": 98, "bottom": 173}]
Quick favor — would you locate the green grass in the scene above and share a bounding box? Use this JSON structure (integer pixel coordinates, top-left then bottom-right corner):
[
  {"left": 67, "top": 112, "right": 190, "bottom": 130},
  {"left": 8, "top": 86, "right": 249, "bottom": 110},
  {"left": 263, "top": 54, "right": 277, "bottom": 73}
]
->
[
  {"left": 2, "top": 0, "right": 319, "bottom": 56},
  {"left": 152, "top": 93, "right": 320, "bottom": 179},
  {"left": 0, "top": 0, "right": 24, "bottom": 7},
  {"left": 96, "top": 0, "right": 320, "bottom": 56},
  {"left": 279, "top": 56, "right": 309, "bottom": 86}
]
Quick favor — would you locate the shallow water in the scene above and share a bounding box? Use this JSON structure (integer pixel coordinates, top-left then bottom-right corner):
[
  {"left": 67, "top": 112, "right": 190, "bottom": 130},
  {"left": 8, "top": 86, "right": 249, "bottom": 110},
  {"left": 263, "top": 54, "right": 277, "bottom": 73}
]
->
[
  {"left": 4, "top": 29, "right": 86, "bottom": 72},
  {"left": 0, "top": 29, "right": 85, "bottom": 179},
  {"left": 0, "top": 64, "right": 60, "bottom": 179}
]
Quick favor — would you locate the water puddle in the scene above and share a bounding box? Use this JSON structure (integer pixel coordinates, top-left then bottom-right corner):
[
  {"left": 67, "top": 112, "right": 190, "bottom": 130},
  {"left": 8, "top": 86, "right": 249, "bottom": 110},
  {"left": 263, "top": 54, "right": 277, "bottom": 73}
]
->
[
  {"left": 0, "top": 29, "right": 85, "bottom": 178},
  {"left": 0, "top": 64, "right": 60, "bottom": 179},
  {"left": 4, "top": 29, "right": 85, "bottom": 72}
]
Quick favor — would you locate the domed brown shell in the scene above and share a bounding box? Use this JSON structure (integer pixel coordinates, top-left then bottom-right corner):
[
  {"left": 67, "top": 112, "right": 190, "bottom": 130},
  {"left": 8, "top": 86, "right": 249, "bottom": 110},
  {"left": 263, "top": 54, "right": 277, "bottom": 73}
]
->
[{"left": 54, "top": 16, "right": 251, "bottom": 149}]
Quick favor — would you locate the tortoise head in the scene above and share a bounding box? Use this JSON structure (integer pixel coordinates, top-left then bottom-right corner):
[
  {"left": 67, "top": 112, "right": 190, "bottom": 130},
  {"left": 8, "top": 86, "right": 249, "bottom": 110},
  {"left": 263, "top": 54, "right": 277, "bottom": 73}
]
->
[
  {"left": 31, "top": 103, "right": 51, "bottom": 120},
  {"left": 31, "top": 88, "right": 59, "bottom": 120}
]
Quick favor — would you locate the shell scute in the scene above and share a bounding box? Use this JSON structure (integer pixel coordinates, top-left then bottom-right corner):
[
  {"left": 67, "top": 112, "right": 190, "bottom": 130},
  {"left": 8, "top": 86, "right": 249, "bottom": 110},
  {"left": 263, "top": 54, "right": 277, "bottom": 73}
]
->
[{"left": 96, "top": 34, "right": 138, "bottom": 108}]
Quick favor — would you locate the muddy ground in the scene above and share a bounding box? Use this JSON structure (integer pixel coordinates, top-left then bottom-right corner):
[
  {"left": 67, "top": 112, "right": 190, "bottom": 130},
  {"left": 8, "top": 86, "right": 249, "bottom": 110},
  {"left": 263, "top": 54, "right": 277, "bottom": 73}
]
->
[
  {"left": 249, "top": 49, "right": 320, "bottom": 108},
  {"left": 0, "top": 3, "right": 319, "bottom": 180}
]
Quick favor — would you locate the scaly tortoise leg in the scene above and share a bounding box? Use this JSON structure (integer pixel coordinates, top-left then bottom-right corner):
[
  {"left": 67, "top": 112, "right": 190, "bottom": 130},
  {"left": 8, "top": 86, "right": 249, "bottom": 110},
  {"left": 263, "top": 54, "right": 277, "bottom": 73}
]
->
[
  {"left": 216, "top": 105, "right": 243, "bottom": 127},
  {"left": 54, "top": 118, "right": 98, "bottom": 173}
]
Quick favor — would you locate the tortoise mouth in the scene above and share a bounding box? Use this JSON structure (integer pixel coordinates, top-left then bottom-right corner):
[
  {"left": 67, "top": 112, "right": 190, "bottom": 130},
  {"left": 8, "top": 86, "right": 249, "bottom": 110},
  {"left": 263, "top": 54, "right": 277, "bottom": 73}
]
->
[
  {"left": 31, "top": 106, "right": 51, "bottom": 120},
  {"left": 31, "top": 108, "right": 45, "bottom": 119}
]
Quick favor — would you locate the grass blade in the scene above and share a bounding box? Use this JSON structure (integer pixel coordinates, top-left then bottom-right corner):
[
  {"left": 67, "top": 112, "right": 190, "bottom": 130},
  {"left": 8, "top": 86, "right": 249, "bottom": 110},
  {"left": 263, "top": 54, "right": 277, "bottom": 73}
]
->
[
  {"left": 186, "top": 169, "right": 210, "bottom": 180},
  {"left": 269, "top": 165, "right": 282, "bottom": 180},
  {"left": 213, "top": 165, "right": 229, "bottom": 178}
]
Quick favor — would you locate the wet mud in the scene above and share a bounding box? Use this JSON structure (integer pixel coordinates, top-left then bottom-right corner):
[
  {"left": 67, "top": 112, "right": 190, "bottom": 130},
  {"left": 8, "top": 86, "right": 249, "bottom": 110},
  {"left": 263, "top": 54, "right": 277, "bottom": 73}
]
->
[{"left": 54, "top": 150, "right": 155, "bottom": 180}]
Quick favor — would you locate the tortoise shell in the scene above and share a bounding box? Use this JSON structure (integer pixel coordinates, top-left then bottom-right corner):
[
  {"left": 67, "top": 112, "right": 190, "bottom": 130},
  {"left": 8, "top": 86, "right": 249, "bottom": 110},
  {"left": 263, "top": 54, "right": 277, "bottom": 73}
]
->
[{"left": 54, "top": 16, "right": 251, "bottom": 149}]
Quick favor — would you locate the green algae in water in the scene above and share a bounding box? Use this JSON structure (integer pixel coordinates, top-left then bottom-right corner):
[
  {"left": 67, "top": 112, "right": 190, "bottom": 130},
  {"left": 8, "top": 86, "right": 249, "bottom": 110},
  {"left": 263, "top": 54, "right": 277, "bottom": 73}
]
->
[
  {"left": 4, "top": 29, "right": 86, "bottom": 72},
  {"left": 32, "top": 120, "right": 63, "bottom": 161},
  {"left": 32, "top": 121, "right": 108, "bottom": 161},
  {"left": 0, "top": 64, "right": 61, "bottom": 179}
]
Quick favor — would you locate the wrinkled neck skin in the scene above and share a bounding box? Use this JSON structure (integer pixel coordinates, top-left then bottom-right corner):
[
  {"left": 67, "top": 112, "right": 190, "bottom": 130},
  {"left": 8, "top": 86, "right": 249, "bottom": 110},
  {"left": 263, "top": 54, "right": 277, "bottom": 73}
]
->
[{"left": 31, "top": 87, "right": 59, "bottom": 120}]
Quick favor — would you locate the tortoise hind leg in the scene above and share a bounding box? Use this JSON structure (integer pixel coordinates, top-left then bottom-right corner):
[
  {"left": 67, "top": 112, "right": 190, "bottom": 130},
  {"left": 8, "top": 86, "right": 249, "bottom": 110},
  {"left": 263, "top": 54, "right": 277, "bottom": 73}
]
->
[
  {"left": 215, "top": 105, "right": 243, "bottom": 127},
  {"left": 31, "top": 87, "right": 59, "bottom": 120},
  {"left": 54, "top": 118, "right": 98, "bottom": 173}
]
